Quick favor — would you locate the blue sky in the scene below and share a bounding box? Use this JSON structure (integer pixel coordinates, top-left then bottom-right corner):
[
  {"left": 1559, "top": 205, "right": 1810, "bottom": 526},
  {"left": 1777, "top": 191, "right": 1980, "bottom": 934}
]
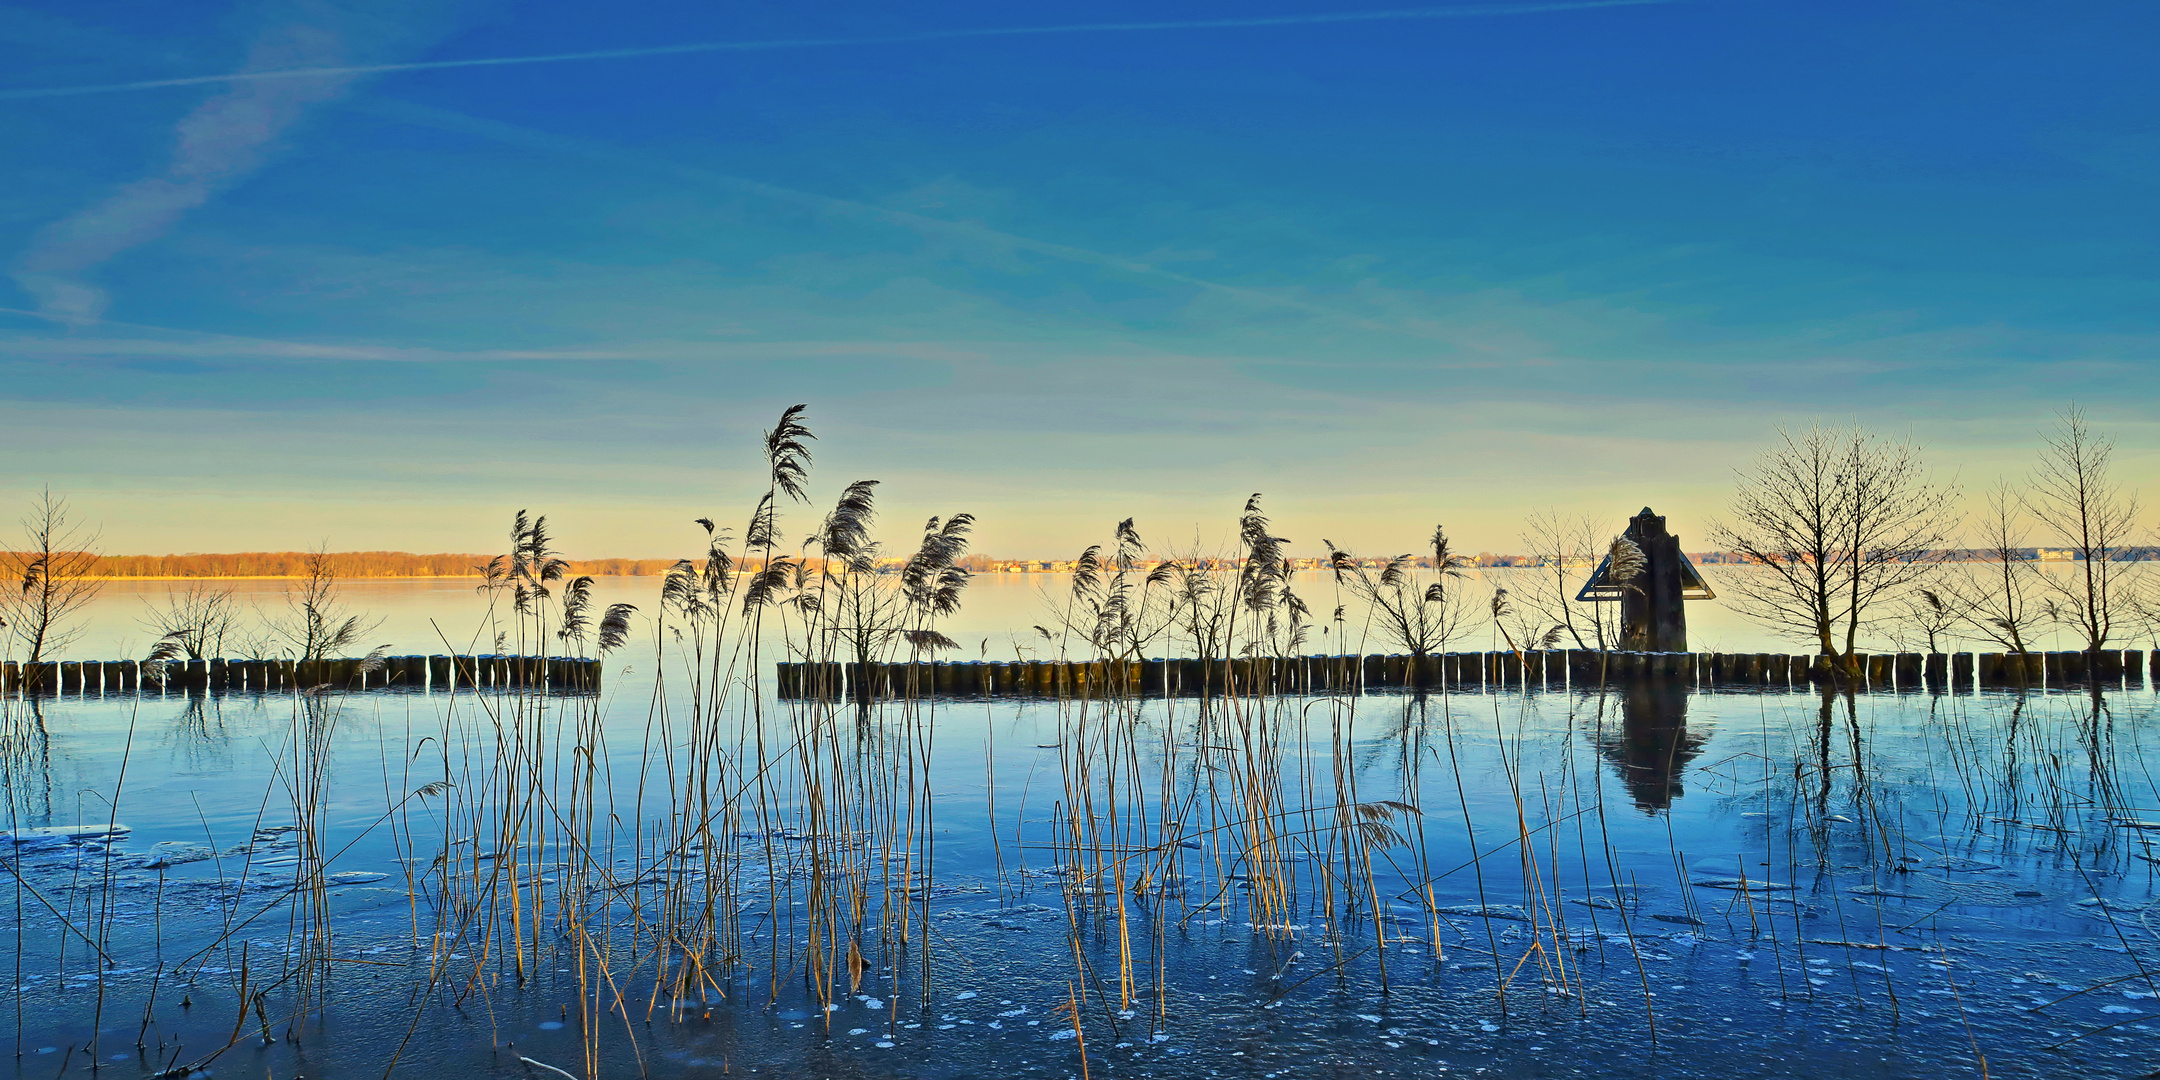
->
[{"left": 2, "top": 1, "right": 2154, "bottom": 559}]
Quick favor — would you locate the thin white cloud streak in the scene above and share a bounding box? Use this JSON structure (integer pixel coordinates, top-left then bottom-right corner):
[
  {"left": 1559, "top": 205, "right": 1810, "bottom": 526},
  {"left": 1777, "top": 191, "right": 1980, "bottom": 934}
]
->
[
  {"left": 10, "top": 19, "right": 364, "bottom": 321},
  {"left": 10, "top": 3, "right": 464, "bottom": 322},
  {"left": 354, "top": 100, "right": 1495, "bottom": 351},
  {"left": 0, "top": 0, "right": 1684, "bottom": 100}
]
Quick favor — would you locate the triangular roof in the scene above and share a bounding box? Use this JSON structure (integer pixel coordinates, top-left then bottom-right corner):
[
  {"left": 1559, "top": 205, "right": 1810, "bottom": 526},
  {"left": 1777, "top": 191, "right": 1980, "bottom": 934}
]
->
[{"left": 1573, "top": 551, "right": 1716, "bottom": 602}]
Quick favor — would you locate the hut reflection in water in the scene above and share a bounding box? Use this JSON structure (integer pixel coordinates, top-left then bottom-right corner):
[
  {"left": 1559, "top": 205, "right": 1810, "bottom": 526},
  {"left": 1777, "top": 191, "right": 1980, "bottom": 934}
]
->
[{"left": 1598, "top": 679, "right": 1708, "bottom": 812}]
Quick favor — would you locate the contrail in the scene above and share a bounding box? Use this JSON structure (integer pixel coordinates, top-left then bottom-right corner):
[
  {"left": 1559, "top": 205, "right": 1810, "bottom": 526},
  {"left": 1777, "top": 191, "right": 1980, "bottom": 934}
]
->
[{"left": 2, "top": 0, "right": 1681, "bottom": 101}]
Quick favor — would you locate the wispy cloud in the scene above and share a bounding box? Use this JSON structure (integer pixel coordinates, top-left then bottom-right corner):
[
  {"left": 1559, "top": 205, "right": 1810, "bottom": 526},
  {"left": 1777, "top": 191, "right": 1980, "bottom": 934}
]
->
[
  {"left": 353, "top": 100, "right": 1498, "bottom": 352},
  {"left": 0, "top": 0, "right": 1685, "bottom": 101},
  {"left": 9, "top": 2, "right": 449, "bottom": 321}
]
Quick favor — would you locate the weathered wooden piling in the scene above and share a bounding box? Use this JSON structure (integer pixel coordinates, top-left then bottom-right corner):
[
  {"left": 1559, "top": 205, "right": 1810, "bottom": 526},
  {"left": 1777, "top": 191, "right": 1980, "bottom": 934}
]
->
[
  {"left": 2096, "top": 649, "right": 2125, "bottom": 683},
  {"left": 1892, "top": 653, "right": 1921, "bottom": 689},
  {"left": 2042, "top": 651, "right": 2072, "bottom": 685},
  {"left": 2019, "top": 651, "right": 2045, "bottom": 685},
  {"left": 21, "top": 662, "right": 55, "bottom": 693},
  {"left": 763, "top": 644, "right": 2160, "bottom": 699}
]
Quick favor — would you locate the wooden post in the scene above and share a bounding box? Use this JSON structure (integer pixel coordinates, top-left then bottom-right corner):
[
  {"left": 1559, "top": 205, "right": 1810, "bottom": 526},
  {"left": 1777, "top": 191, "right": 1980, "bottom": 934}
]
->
[
  {"left": 2126, "top": 650, "right": 2145, "bottom": 689},
  {"left": 1542, "top": 650, "right": 1566, "bottom": 687},
  {"left": 1894, "top": 653, "right": 1922, "bottom": 689},
  {"left": 1923, "top": 653, "right": 1948, "bottom": 690},
  {"left": 2042, "top": 651, "right": 2071, "bottom": 686},
  {"left": 2017, "top": 652, "right": 2042, "bottom": 685},
  {"left": 1808, "top": 655, "right": 1835, "bottom": 684},
  {"left": 2096, "top": 649, "right": 2124, "bottom": 683}
]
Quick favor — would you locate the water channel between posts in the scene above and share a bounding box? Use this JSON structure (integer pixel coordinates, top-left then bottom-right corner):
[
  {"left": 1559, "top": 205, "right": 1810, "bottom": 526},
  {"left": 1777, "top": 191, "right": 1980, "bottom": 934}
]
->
[{"left": 3, "top": 573, "right": 2156, "bottom": 1079}]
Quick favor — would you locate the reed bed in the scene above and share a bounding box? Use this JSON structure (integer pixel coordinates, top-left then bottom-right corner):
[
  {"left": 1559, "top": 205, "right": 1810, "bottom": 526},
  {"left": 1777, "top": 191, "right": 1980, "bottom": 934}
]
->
[{"left": 2, "top": 409, "right": 2157, "bottom": 1078}]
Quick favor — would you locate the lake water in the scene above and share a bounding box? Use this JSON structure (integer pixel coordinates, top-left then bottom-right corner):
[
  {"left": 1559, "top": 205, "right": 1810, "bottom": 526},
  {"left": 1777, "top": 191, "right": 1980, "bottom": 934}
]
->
[{"left": 3, "top": 572, "right": 2156, "bottom": 1078}]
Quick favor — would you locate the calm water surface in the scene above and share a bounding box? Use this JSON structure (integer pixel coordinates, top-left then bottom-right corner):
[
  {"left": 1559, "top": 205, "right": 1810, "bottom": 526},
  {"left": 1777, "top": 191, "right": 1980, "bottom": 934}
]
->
[{"left": 2, "top": 573, "right": 2155, "bottom": 1078}]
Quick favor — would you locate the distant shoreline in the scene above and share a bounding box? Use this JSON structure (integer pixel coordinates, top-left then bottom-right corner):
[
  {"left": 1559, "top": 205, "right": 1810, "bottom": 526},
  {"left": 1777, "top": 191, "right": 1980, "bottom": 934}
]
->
[{"left": 40, "top": 546, "right": 2133, "bottom": 583}]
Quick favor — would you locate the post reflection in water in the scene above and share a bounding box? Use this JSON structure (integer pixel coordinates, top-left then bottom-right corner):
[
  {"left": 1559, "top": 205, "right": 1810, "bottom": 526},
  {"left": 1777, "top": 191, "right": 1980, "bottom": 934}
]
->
[{"left": 1597, "top": 680, "right": 1708, "bottom": 813}]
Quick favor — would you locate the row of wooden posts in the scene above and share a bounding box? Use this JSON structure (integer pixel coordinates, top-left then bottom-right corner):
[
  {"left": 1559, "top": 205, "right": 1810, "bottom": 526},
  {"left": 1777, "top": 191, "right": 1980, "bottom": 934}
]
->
[
  {"left": 0, "top": 655, "right": 603, "bottom": 695},
  {"left": 776, "top": 648, "right": 2156, "bottom": 700}
]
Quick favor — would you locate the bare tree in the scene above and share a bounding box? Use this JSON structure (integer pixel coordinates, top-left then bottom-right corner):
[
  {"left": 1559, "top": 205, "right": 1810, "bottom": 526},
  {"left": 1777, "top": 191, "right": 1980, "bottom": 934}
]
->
[
  {"left": 140, "top": 581, "right": 243, "bottom": 661},
  {"left": 2024, "top": 405, "right": 2141, "bottom": 655},
  {"left": 1888, "top": 588, "right": 1960, "bottom": 653},
  {"left": 1, "top": 489, "right": 103, "bottom": 667},
  {"left": 1517, "top": 509, "right": 1616, "bottom": 649},
  {"left": 1709, "top": 423, "right": 1958, "bottom": 670},
  {"left": 1942, "top": 482, "right": 2044, "bottom": 656},
  {"left": 268, "top": 546, "right": 381, "bottom": 664}
]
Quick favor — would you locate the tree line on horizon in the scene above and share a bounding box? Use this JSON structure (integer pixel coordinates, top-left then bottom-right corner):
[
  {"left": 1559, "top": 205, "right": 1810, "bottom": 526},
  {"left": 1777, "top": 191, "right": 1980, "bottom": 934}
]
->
[
  {"left": 0, "top": 551, "right": 1017, "bottom": 580},
  {"left": 0, "top": 404, "right": 2150, "bottom": 675}
]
